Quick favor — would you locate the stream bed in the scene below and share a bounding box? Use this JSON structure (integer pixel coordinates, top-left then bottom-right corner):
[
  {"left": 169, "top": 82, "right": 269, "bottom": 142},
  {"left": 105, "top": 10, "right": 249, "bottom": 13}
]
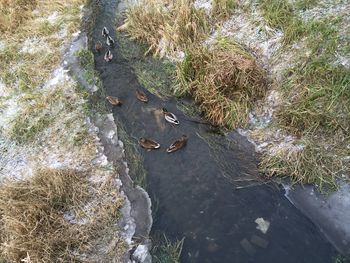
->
[{"left": 89, "top": 0, "right": 340, "bottom": 262}]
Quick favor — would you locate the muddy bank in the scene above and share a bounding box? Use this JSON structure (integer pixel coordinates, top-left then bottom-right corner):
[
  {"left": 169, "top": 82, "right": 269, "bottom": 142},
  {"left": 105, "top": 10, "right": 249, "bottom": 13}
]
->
[{"left": 86, "top": 0, "right": 342, "bottom": 262}]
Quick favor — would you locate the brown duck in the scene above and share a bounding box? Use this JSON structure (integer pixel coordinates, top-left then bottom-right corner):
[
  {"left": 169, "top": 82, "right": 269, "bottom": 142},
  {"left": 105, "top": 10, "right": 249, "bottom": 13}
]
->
[
  {"left": 139, "top": 137, "right": 160, "bottom": 150},
  {"left": 136, "top": 89, "right": 148, "bottom": 103},
  {"left": 106, "top": 96, "right": 122, "bottom": 106},
  {"left": 166, "top": 135, "right": 188, "bottom": 153},
  {"left": 95, "top": 41, "right": 103, "bottom": 53}
]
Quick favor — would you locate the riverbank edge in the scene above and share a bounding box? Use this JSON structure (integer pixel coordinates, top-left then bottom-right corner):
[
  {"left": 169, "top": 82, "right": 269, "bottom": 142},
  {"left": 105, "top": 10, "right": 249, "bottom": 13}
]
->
[{"left": 78, "top": 2, "right": 153, "bottom": 261}]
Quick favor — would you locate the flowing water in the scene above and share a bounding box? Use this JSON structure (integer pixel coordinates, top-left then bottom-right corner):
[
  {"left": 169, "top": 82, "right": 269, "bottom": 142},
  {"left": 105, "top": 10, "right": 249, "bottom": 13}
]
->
[{"left": 89, "top": 0, "right": 339, "bottom": 262}]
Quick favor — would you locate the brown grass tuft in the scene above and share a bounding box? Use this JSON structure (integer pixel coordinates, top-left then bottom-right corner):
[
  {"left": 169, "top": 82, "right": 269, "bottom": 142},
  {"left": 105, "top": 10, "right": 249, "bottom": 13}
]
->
[
  {"left": 176, "top": 39, "right": 267, "bottom": 128},
  {"left": 0, "top": 168, "right": 124, "bottom": 262},
  {"left": 121, "top": 0, "right": 209, "bottom": 56},
  {"left": 0, "top": 0, "right": 37, "bottom": 33},
  {"left": 212, "top": 0, "right": 237, "bottom": 20}
]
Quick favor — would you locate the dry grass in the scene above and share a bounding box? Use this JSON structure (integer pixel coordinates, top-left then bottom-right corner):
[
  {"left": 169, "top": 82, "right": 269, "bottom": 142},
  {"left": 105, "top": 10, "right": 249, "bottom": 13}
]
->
[
  {"left": 176, "top": 38, "right": 266, "bottom": 128},
  {"left": 121, "top": 0, "right": 209, "bottom": 56},
  {"left": 0, "top": 169, "right": 89, "bottom": 262},
  {"left": 0, "top": 168, "right": 124, "bottom": 262},
  {"left": 0, "top": 0, "right": 84, "bottom": 91},
  {"left": 259, "top": 138, "right": 346, "bottom": 190},
  {"left": 0, "top": 0, "right": 37, "bottom": 33},
  {"left": 212, "top": 0, "right": 237, "bottom": 20}
]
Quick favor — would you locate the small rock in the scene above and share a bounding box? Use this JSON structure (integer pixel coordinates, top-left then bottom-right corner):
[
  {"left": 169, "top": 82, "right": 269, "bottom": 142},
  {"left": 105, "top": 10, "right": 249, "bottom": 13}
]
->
[
  {"left": 240, "top": 238, "right": 256, "bottom": 256},
  {"left": 250, "top": 235, "right": 269, "bottom": 249}
]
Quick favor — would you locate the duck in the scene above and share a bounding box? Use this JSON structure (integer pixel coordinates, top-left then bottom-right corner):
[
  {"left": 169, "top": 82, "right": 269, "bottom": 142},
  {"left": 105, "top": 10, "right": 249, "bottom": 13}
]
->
[
  {"left": 162, "top": 108, "right": 179, "bottom": 125},
  {"left": 102, "top": 26, "right": 109, "bottom": 37},
  {"left": 106, "top": 96, "right": 122, "bottom": 106},
  {"left": 136, "top": 89, "right": 148, "bottom": 103},
  {"left": 166, "top": 135, "right": 188, "bottom": 153},
  {"left": 104, "top": 50, "right": 113, "bottom": 62},
  {"left": 106, "top": 35, "right": 115, "bottom": 47},
  {"left": 139, "top": 137, "right": 160, "bottom": 150},
  {"left": 95, "top": 41, "right": 103, "bottom": 53}
]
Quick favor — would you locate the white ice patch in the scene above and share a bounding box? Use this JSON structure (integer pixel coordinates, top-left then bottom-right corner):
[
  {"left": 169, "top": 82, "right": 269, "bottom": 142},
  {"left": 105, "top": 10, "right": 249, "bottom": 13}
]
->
[
  {"left": 0, "top": 79, "right": 7, "bottom": 97},
  {"left": 47, "top": 11, "right": 59, "bottom": 24},
  {"left": 133, "top": 244, "right": 151, "bottom": 262},
  {"left": 205, "top": 8, "right": 283, "bottom": 69},
  {"left": 72, "top": 31, "right": 81, "bottom": 38},
  {"left": 0, "top": 96, "right": 20, "bottom": 131},
  {"left": 298, "top": 1, "right": 350, "bottom": 22},
  {"left": 194, "top": 0, "right": 212, "bottom": 14},
  {"left": 20, "top": 37, "right": 48, "bottom": 54},
  {"left": 42, "top": 66, "right": 71, "bottom": 90},
  {"left": 255, "top": 217, "right": 270, "bottom": 234},
  {"left": 56, "top": 26, "right": 68, "bottom": 40},
  {"left": 335, "top": 52, "right": 350, "bottom": 69},
  {"left": 0, "top": 138, "right": 33, "bottom": 180},
  {"left": 0, "top": 41, "right": 5, "bottom": 51}
]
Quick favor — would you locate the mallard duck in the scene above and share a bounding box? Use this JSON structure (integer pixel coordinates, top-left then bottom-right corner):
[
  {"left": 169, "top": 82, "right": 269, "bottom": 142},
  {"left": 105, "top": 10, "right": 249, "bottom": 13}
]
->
[
  {"left": 166, "top": 135, "right": 188, "bottom": 153},
  {"left": 106, "top": 96, "right": 122, "bottom": 106},
  {"left": 139, "top": 137, "right": 160, "bottom": 150},
  {"left": 136, "top": 89, "right": 148, "bottom": 103},
  {"left": 106, "top": 35, "right": 115, "bottom": 47},
  {"left": 95, "top": 41, "right": 103, "bottom": 53},
  {"left": 104, "top": 50, "right": 113, "bottom": 62},
  {"left": 162, "top": 108, "right": 179, "bottom": 125},
  {"left": 102, "top": 26, "right": 109, "bottom": 37}
]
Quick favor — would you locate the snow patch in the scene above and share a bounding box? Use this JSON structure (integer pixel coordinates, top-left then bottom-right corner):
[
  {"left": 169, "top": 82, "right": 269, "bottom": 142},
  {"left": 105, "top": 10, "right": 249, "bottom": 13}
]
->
[
  {"left": 0, "top": 138, "right": 33, "bottom": 181},
  {"left": 47, "top": 11, "right": 59, "bottom": 24},
  {"left": 20, "top": 37, "right": 48, "bottom": 54},
  {"left": 0, "top": 79, "right": 7, "bottom": 97},
  {"left": 0, "top": 41, "right": 5, "bottom": 51},
  {"left": 205, "top": 8, "right": 283, "bottom": 69},
  {"left": 42, "top": 66, "right": 71, "bottom": 90},
  {"left": 0, "top": 96, "right": 20, "bottom": 131},
  {"left": 194, "top": 0, "right": 212, "bottom": 14},
  {"left": 298, "top": 1, "right": 350, "bottom": 22}
]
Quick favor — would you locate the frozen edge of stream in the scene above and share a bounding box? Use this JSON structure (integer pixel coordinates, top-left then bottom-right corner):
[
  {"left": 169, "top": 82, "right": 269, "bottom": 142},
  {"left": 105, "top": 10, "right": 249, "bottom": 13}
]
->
[{"left": 64, "top": 32, "right": 152, "bottom": 263}]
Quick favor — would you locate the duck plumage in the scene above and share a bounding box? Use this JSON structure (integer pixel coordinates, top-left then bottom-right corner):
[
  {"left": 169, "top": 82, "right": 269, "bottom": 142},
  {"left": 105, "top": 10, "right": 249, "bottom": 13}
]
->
[
  {"left": 106, "top": 35, "right": 115, "bottom": 47},
  {"left": 104, "top": 50, "right": 113, "bottom": 62},
  {"left": 166, "top": 135, "right": 188, "bottom": 153},
  {"left": 139, "top": 137, "right": 160, "bottom": 150},
  {"left": 102, "top": 27, "right": 109, "bottom": 38},
  {"left": 95, "top": 41, "right": 103, "bottom": 53},
  {"left": 136, "top": 89, "right": 148, "bottom": 103},
  {"left": 106, "top": 96, "right": 122, "bottom": 106},
  {"left": 162, "top": 108, "right": 179, "bottom": 125}
]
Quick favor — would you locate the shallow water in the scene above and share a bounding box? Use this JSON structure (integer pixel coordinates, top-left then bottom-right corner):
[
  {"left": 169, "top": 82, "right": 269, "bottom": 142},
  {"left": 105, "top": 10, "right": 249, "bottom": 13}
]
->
[{"left": 89, "top": 0, "right": 339, "bottom": 262}]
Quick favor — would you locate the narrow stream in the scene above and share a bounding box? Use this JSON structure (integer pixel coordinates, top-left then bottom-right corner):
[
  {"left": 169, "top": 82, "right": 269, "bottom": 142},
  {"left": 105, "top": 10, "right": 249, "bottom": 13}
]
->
[{"left": 89, "top": 0, "right": 339, "bottom": 262}]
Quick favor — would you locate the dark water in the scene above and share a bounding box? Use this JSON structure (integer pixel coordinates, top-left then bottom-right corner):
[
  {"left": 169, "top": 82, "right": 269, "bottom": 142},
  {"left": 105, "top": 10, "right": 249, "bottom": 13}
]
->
[{"left": 89, "top": 0, "right": 339, "bottom": 262}]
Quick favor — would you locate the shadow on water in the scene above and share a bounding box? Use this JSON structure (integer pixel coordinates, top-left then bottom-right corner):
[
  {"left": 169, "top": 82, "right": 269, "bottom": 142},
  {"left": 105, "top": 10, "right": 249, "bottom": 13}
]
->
[{"left": 88, "top": 0, "right": 339, "bottom": 262}]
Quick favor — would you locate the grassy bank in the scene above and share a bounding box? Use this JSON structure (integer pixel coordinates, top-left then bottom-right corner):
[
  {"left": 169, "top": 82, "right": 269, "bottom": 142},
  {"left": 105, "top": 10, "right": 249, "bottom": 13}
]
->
[
  {"left": 0, "top": 0, "right": 125, "bottom": 261},
  {"left": 121, "top": 0, "right": 266, "bottom": 128},
  {"left": 120, "top": 0, "right": 349, "bottom": 188}
]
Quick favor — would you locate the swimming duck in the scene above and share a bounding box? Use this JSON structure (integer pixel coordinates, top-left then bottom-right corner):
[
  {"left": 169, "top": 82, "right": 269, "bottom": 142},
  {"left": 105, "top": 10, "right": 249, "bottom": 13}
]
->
[
  {"left": 104, "top": 50, "right": 113, "bottom": 62},
  {"left": 95, "top": 41, "right": 103, "bottom": 53},
  {"left": 162, "top": 108, "right": 179, "bottom": 125},
  {"left": 166, "top": 135, "right": 188, "bottom": 153},
  {"left": 106, "top": 35, "right": 115, "bottom": 47},
  {"left": 136, "top": 89, "right": 148, "bottom": 103},
  {"left": 106, "top": 96, "right": 122, "bottom": 106},
  {"left": 139, "top": 137, "right": 160, "bottom": 150},
  {"left": 102, "top": 27, "right": 109, "bottom": 37}
]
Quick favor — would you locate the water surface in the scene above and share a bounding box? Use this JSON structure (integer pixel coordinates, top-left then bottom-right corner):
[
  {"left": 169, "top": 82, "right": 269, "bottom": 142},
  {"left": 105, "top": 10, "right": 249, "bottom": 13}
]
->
[{"left": 89, "top": 1, "right": 338, "bottom": 262}]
